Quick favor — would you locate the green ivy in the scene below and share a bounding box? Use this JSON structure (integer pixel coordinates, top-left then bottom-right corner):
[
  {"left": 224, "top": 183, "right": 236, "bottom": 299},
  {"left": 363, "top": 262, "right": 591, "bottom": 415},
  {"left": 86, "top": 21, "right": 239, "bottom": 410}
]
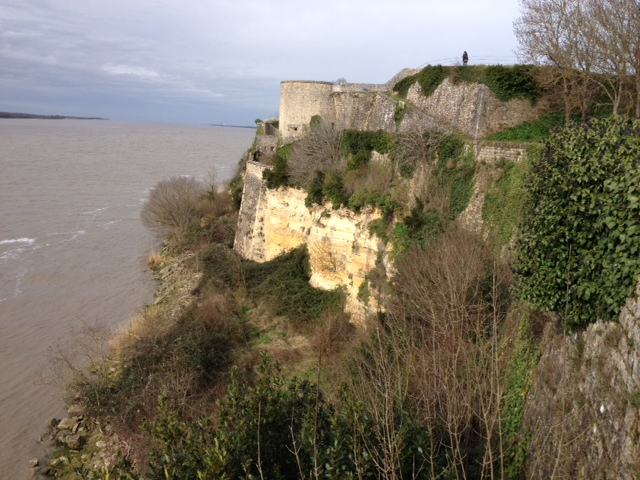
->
[
  {"left": 481, "top": 65, "right": 541, "bottom": 104},
  {"left": 435, "top": 137, "right": 476, "bottom": 218},
  {"left": 487, "top": 114, "right": 563, "bottom": 142},
  {"left": 482, "top": 158, "right": 531, "bottom": 251},
  {"left": 501, "top": 307, "right": 541, "bottom": 479},
  {"left": 305, "top": 170, "right": 325, "bottom": 207},
  {"left": 263, "top": 144, "right": 291, "bottom": 188},
  {"left": 516, "top": 116, "right": 640, "bottom": 327},
  {"left": 322, "top": 172, "right": 348, "bottom": 209}
]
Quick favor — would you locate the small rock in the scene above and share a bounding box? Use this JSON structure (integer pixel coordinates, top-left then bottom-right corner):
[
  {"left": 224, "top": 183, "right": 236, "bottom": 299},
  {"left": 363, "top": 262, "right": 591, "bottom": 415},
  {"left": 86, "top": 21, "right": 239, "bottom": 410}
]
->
[
  {"left": 47, "top": 418, "right": 59, "bottom": 432},
  {"left": 65, "top": 434, "right": 85, "bottom": 450},
  {"left": 28, "top": 458, "right": 39, "bottom": 468},
  {"left": 57, "top": 417, "right": 78, "bottom": 431},
  {"left": 95, "top": 440, "right": 107, "bottom": 449},
  {"left": 67, "top": 404, "right": 84, "bottom": 417},
  {"left": 72, "top": 421, "right": 82, "bottom": 434}
]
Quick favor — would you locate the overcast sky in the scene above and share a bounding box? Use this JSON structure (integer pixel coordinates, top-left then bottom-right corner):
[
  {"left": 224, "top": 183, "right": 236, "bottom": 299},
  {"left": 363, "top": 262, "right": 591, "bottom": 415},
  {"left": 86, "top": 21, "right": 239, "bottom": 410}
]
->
[{"left": 1, "top": 0, "right": 522, "bottom": 125}]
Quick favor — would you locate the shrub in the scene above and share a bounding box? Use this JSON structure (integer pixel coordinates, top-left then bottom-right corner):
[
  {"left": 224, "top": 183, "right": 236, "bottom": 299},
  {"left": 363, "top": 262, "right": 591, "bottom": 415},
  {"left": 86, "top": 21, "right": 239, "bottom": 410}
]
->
[
  {"left": 200, "top": 245, "right": 344, "bottom": 322},
  {"left": 391, "top": 127, "right": 443, "bottom": 177},
  {"left": 434, "top": 137, "right": 475, "bottom": 218},
  {"left": 341, "top": 130, "right": 393, "bottom": 169},
  {"left": 141, "top": 176, "right": 204, "bottom": 236},
  {"left": 288, "top": 121, "right": 344, "bottom": 187},
  {"left": 482, "top": 159, "right": 531, "bottom": 251},
  {"left": 486, "top": 114, "right": 563, "bottom": 142},
  {"left": 481, "top": 64, "right": 541, "bottom": 104},
  {"left": 263, "top": 146, "right": 290, "bottom": 188},
  {"left": 416, "top": 65, "right": 448, "bottom": 97},
  {"left": 305, "top": 170, "right": 325, "bottom": 207},
  {"left": 322, "top": 172, "right": 348, "bottom": 209},
  {"left": 516, "top": 116, "right": 640, "bottom": 327}
]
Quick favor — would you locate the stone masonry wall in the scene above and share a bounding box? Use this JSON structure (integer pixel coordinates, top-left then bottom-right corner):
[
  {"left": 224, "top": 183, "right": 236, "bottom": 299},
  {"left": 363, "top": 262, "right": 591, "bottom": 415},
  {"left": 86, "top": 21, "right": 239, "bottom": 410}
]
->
[
  {"left": 406, "top": 77, "right": 540, "bottom": 139},
  {"left": 234, "top": 161, "right": 270, "bottom": 260},
  {"left": 280, "top": 81, "right": 335, "bottom": 142},
  {"left": 332, "top": 92, "right": 397, "bottom": 132}
]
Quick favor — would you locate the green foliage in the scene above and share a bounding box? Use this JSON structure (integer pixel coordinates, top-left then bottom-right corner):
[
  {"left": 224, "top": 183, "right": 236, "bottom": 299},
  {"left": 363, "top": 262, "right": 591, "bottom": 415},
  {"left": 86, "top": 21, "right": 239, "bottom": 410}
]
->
[
  {"left": 501, "top": 307, "right": 541, "bottom": 479},
  {"left": 145, "top": 355, "right": 430, "bottom": 479},
  {"left": 392, "top": 64, "right": 460, "bottom": 97},
  {"left": 392, "top": 199, "right": 447, "bottom": 255},
  {"left": 146, "top": 357, "right": 335, "bottom": 479},
  {"left": 322, "top": 172, "right": 348, "bottom": 209},
  {"left": 229, "top": 169, "right": 244, "bottom": 212},
  {"left": 342, "top": 130, "right": 394, "bottom": 170},
  {"left": 305, "top": 170, "right": 325, "bottom": 207},
  {"left": 516, "top": 116, "right": 640, "bottom": 327},
  {"left": 487, "top": 114, "right": 563, "bottom": 142},
  {"left": 435, "top": 137, "right": 476, "bottom": 218},
  {"left": 481, "top": 65, "right": 541, "bottom": 104},
  {"left": 348, "top": 189, "right": 395, "bottom": 218},
  {"left": 368, "top": 218, "right": 389, "bottom": 243},
  {"left": 394, "top": 64, "right": 542, "bottom": 106},
  {"left": 482, "top": 159, "right": 530, "bottom": 251},
  {"left": 200, "top": 245, "right": 344, "bottom": 321},
  {"left": 448, "top": 64, "right": 485, "bottom": 85},
  {"left": 263, "top": 145, "right": 291, "bottom": 188},
  {"left": 437, "top": 135, "right": 465, "bottom": 163}
]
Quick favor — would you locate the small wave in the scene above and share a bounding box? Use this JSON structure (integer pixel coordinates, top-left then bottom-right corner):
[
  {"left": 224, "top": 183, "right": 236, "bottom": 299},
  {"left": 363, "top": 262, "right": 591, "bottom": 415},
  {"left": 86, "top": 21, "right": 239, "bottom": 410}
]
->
[
  {"left": 14, "top": 268, "right": 27, "bottom": 297},
  {"left": 80, "top": 207, "right": 109, "bottom": 216},
  {"left": 99, "top": 220, "right": 120, "bottom": 229},
  {"left": 0, "top": 238, "right": 36, "bottom": 246},
  {"left": 44, "top": 230, "right": 86, "bottom": 247}
]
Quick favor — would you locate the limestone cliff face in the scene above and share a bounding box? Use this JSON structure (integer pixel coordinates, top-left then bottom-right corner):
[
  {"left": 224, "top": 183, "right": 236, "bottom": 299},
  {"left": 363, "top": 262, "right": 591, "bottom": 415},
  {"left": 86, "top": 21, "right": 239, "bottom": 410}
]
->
[{"left": 234, "top": 161, "right": 382, "bottom": 322}]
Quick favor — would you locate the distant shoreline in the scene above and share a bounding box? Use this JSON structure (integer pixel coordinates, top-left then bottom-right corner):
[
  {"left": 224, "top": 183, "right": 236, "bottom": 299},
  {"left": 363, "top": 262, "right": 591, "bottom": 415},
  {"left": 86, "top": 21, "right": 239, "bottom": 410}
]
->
[
  {"left": 208, "top": 123, "right": 257, "bottom": 129},
  {"left": 0, "top": 112, "right": 108, "bottom": 120}
]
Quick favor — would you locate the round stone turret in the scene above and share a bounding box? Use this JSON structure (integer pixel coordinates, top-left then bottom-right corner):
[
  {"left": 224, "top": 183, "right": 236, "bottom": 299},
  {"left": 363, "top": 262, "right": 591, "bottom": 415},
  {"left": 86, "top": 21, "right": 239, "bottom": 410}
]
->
[{"left": 279, "top": 81, "right": 335, "bottom": 142}]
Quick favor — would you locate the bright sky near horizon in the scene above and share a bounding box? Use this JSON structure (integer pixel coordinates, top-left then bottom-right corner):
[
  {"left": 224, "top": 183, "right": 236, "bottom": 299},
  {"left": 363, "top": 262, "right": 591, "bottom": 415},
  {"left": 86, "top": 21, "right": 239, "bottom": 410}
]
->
[{"left": 0, "top": 0, "right": 522, "bottom": 125}]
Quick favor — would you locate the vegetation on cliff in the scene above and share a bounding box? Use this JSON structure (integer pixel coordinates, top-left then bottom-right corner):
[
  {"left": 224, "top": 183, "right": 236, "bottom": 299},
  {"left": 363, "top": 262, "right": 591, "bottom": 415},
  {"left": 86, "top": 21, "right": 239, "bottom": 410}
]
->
[{"left": 45, "top": 3, "right": 640, "bottom": 471}]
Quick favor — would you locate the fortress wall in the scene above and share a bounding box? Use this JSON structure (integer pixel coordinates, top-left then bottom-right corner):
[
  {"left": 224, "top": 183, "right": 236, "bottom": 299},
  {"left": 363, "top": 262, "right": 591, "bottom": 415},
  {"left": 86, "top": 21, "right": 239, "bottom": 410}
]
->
[
  {"left": 406, "top": 77, "right": 539, "bottom": 138},
  {"left": 280, "top": 81, "right": 335, "bottom": 142},
  {"left": 475, "top": 141, "right": 528, "bottom": 164},
  {"left": 332, "top": 92, "right": 398, "bottom": 132},
  {"left": 234, "top": 161, "right": 271, "bottom": 260}
]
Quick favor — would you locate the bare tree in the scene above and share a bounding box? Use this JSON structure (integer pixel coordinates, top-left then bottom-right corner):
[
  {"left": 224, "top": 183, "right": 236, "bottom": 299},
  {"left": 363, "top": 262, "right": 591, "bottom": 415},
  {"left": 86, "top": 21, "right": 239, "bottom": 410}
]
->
[
  {"left": 588, "top": 0, "right": 640, "bottom": 116},
  {"left": 514, "top": 0, "right": 599, "bottom": 120},
  {"left": 515, "top": 0, "right": 640, "bottom": 118},
  {"left": 391, "top": 126, "right": 445, "bottom": 177},
  {"left": 288, "top": 120, "right": 345, "bottom": 187},
  {"left": 391, "top": 228, "right": 510, "bottom": 478},
  {"left": 141, "top": 176, "right": 204, "bottom": 236}
]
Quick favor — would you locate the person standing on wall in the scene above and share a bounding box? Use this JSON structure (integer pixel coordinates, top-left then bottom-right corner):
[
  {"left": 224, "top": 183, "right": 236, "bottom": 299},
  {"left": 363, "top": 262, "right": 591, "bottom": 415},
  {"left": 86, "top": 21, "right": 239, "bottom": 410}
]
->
[{"left": 462, "top": 51, "right": 468, "bottom": 65}]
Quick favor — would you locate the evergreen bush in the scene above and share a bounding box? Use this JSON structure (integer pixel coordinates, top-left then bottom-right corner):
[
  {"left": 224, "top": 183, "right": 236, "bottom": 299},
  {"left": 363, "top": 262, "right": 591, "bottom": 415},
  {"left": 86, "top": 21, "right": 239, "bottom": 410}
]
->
[{"left": 516, "top": 116, "right": 640, "bottom": 327}]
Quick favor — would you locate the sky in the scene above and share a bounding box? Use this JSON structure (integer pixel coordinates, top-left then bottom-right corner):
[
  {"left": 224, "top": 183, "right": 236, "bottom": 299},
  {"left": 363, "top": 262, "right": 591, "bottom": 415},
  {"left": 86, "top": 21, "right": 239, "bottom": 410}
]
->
[{"left": 0, "top": 0, "right": 522, "bottom": 126}]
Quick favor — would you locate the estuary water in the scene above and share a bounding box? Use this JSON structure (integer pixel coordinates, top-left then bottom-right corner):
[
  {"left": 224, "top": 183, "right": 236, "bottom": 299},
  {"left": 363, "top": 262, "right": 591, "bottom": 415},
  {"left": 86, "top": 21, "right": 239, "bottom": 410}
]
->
[{"left": 0, "top": 119, "right": 254, "bottom": 478}]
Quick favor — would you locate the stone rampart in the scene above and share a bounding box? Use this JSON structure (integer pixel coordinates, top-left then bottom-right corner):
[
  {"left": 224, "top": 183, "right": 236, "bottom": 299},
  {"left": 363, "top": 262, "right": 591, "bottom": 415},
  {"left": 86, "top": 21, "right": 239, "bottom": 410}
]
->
[
  {"left": 234, "top": 161, "right": 271, "bottom": 260},
  {"left": 475, "top": 141, "right": 528, "bottom": 164},
  {"left": 332, "top": 92, "right": 397, "bottom": 131},
  {"left": 407, "top": 78, "right": 540, "bottom": 139},
  {"left": 280, "top": 81, "right": 335, "bottom": 142}
]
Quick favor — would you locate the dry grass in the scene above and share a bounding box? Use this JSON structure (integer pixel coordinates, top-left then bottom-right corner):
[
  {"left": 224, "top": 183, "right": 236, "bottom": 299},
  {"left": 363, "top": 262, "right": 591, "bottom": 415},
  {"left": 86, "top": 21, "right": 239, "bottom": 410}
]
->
[{"left": 147, "top": 250, "right": 165, "bottom": 268}]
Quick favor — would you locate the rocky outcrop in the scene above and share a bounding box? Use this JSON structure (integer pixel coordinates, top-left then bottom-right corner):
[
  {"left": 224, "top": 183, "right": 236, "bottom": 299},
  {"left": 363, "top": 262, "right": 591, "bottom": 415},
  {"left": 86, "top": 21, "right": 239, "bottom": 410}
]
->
[
  {"left": 523, "top": 280, "right": 640, "bottom": 478},
  {"left": 234, "top": 163, "right": 383, "bottom": 322}
]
